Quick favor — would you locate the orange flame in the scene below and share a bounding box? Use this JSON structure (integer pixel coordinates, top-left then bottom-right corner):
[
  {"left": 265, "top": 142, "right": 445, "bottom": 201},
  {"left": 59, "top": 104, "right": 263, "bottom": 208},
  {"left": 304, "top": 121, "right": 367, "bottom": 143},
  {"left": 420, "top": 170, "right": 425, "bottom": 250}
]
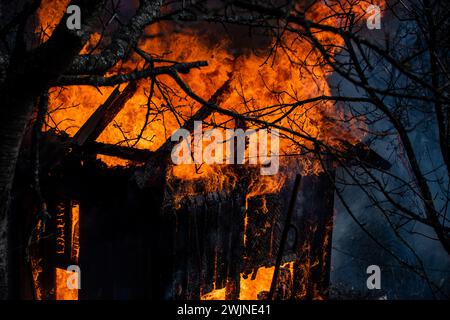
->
[
  {"left": 202, "top": 263, "right": 294, "bottom": 300},
  {"left": 55, "top": 268, "right": 78, "bottom": 300},
  {"left": 41, "top": 1, "right": 370, "bottom": 180},
  {"left": 55, "top": 204, "right": 80, "bottom": 300},
  {"left": 36, "top": 0, "right": 384, "bottom": 300}
]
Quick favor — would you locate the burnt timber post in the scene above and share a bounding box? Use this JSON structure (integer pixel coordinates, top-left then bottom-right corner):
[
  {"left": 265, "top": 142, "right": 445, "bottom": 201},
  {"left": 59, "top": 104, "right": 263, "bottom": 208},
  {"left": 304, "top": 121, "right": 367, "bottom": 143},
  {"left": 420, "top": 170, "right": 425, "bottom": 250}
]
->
[{"left": 292, "top": 170, "right": 335, "bottom": 300}]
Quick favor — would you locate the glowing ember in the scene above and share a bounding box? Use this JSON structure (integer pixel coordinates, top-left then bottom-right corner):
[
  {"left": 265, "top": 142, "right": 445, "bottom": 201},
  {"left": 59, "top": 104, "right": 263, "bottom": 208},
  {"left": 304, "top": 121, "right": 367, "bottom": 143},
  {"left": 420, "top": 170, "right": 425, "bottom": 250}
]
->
[
  {"left": 202, "top": 263, "right": 294, "bottom": 300},
  {"left": 71, "top": 204, "right": 80, "bottom": 264},
  {"left": 239, "top": 267, "right": 276, "bottom": 300},
  {"left": 55, "top": 204, "right": 80, "bottom": 300},
  {"left": 55, "top": 268, "right": 78, "bottom": 300}
]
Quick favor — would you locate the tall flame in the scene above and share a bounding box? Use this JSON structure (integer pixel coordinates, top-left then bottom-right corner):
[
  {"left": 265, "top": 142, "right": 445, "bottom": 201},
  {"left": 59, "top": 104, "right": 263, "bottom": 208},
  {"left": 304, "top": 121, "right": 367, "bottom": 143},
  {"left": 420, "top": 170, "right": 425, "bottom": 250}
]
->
[
  {"left": 36, "top": 0, "right": 383, "bottom": 300},
  {"left": 40, "top": 1, "right": 371, "bottom": 175}
]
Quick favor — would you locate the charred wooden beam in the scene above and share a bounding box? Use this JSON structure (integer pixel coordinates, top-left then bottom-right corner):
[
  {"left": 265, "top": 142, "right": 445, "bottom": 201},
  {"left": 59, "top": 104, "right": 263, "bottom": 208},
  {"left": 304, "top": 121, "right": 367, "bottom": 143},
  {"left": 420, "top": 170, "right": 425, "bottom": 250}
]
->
[
  {"left": 341, "top": 142, "right": 391, "bottom": 170},
  {"left": 224, "top": 118, "right": 250, "bottom": 300},
  {"left": 30, "top": 199, "right": 60, "bottom": 300},
  {"left": 268, "top": 174, "right": 301, "bottom": 300},
  {"left": 54, "top": 200, "right": 71, "bottom": 268},
  {"left": 53, "top": 200, "right": 79, "bottom": 269},
  {"left": 73, "top": 82, "right": 138, "bottom": 146},
  {"left": 40, "top": 131, "right": 154, "bottom": 164},
  {"left": 243, "top": 194, "right": 288, "bottom": 272},
  {"left": 200, "top": 192, "right": 221, "bottom": 294},
  {"left": 154, "top": 76, "right": 233, "bottom": 158},
  {"left": 225, "top": 191, "right": 246, "bottom": 300},
  {"left": 292, "top": 171, "right": 335, "bottom": 300},
  {"left": 137, "top": 77, "right": 234, "bottom": 188},
  {"left": 83, "top": 141, "right": 154, "bottom": 162}
]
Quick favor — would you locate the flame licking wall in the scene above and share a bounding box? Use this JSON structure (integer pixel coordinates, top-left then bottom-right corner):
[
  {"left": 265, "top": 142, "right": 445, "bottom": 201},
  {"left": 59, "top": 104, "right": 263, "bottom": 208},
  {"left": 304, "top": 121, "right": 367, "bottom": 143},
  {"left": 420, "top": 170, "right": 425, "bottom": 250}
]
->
[{"left": 15, "top": 0, "right": 384, "bottom": 300}]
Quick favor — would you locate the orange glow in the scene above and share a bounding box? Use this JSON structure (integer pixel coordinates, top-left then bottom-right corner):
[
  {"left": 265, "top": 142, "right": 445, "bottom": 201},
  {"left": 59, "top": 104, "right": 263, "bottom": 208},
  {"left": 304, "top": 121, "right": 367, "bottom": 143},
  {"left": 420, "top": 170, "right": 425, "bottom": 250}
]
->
[
  {"left": 36, "top": 0, "right": 384, "bottom": 300},
  {"left": 202, "top": 263, "right": 293, "bottom": 300},
  {"left": 29, "top": 221, "right": 44, "bottom": 300},
  {"left": 55, "top": 268, "right": 78, "bottom": 300},
  {"left": 36, "top": 0, "right": 71, "bottom": 42},
  {"left": 55, "top": 204, "right": 80, "bottom": 300},
  {"left": 41, "top": 1, "right": 370, "bottom": 181},
  {"left": 71, "top": 204, "right": 80, "bottom": 264},
  {"left": 239, "top": 267, "right": 276, "bottom": 300}
]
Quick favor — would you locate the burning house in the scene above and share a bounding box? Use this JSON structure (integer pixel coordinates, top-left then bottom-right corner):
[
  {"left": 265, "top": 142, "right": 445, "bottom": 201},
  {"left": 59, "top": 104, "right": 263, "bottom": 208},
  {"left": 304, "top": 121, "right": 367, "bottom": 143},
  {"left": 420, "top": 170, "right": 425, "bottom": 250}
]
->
[
  {"left": 2, "top": 0, "right": 448, "bottom": 302},
  {"left": 9, "top": 0, "right": 388, "bottom": 300}
]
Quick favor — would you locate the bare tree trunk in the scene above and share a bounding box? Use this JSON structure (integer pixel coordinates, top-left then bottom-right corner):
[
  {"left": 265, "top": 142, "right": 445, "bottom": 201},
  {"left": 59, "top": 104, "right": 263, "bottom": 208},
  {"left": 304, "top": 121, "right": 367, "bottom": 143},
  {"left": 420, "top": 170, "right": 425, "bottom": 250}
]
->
[
  {"left": 0, "top": 94, "right": 35, "bottom": 299},
  {"left": 0, "top": 0, "right": 106, "bottom": 299}
]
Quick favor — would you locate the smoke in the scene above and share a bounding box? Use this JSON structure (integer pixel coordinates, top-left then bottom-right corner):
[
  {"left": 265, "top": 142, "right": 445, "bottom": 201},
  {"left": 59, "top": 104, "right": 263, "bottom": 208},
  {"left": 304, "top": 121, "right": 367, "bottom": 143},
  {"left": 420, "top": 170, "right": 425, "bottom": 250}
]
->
[{"left": 328, "top": 9, "right": 450, "bottom": 299}]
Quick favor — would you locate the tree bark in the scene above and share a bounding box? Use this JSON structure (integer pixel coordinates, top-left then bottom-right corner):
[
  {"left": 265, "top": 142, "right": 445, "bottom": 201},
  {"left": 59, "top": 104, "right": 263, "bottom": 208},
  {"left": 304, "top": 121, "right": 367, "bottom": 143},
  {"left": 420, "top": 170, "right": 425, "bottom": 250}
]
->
[
  {"left": 0, "top": 97, "right": 34, "bottom": 299},
  {"left": 0, "top": 0, "right": 105, "bottom": 299}
]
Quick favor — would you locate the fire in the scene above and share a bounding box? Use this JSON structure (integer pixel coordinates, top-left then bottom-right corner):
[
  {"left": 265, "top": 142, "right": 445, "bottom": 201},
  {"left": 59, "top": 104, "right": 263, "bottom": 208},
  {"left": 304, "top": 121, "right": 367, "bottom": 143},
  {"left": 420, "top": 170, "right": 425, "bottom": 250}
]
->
[
  {"left": 239, "top": 267, "right": 276, "bottom": 301},
  {"left": 42, "top": 2, "right": 368, "bottom": 178},
  {"left": 35, "top": 0, "right": 384, "bottom": 300},
  {"left": 71, "top": 204, "right": 80, "bottom": 263},
  {"left": 55, "top": 204, "right": 80, "bottom": 300},
  {"left": 29, "top": 221, "right": 44, "bottom": 300},
  {"left": 55, "top": 268, "right": 78, "bottom": 300},
  {"left": 202, "top": 263, "right": 294, "bottom": 300},
  {"left": 36, "top": 0, "right": 71, "bottom": 42},
  {"left": 201, "top": 267, "right": 274, "bottom": 300}
]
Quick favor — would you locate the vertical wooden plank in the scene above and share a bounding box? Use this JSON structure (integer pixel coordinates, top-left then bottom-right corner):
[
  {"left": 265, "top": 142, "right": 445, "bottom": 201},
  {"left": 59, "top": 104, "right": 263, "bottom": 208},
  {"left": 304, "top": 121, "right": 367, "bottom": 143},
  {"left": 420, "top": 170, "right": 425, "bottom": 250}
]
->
[
  {"left": 225, "top": 191, "right": 245, "bottom": 300},
  {"left": 201, "top": 193, "right": 216, "bottom": 295},
  {"left": 244, "top": 194, "right": 283, "bottom": 270},
  {"left": 292, "top": 171, "right": 335, "bottom": 300},
  {"left": 37, "top": 199, "right": 58, "bottom": 300},
  {"left": 215, "top": 193, "right": 228, "bottom": 290}
]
